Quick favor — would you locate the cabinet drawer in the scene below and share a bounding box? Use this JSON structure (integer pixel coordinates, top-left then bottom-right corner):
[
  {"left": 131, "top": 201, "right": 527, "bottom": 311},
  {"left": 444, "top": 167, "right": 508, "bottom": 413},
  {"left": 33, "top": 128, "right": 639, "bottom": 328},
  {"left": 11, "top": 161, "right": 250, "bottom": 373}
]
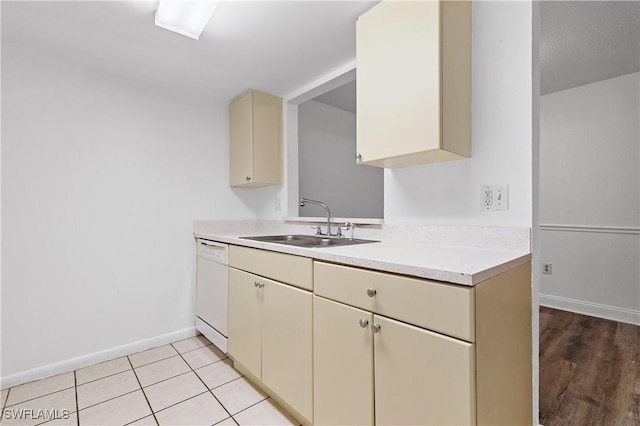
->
[
  {"left": 314, "top": 261, "right": 475, "bottom": 341},
  {"left": 229, "top": 245, "right": 313, "bottom": 290}
]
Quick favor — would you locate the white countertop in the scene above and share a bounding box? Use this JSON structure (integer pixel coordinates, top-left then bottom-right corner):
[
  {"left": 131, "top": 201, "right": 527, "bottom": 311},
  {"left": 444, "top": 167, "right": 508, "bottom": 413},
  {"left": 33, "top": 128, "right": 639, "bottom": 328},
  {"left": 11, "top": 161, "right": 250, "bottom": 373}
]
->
[{"left": 194, "top": 230, "right": 531, "bottom": 286}]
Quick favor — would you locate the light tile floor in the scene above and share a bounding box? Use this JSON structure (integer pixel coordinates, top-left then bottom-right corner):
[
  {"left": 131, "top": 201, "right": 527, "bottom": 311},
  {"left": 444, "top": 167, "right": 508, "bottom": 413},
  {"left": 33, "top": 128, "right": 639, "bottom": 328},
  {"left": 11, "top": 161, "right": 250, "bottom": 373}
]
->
[{"left": 1, "top": 336, "right": 298, "bottom": 426}]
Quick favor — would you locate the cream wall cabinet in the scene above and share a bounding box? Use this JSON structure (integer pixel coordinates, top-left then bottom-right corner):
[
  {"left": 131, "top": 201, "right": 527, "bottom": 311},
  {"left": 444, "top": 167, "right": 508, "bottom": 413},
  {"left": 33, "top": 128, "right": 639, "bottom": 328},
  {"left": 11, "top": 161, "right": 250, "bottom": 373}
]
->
[
  {"left": 227, "top": 249, "right": 313, "bottom": 424},
  {"left": 229, "top": 89, "right": 282, "bottom": 187},
  {"left": 356, "top": 0, "right": 471, "bottom": 168}
]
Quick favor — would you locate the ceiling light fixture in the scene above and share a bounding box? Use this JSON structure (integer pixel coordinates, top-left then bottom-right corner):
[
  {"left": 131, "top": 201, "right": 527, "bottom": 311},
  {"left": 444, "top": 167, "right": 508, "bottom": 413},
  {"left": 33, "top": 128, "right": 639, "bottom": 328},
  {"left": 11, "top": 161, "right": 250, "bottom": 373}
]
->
[{"left": 155, "top": 0, "right": 219, "bottom": 40}]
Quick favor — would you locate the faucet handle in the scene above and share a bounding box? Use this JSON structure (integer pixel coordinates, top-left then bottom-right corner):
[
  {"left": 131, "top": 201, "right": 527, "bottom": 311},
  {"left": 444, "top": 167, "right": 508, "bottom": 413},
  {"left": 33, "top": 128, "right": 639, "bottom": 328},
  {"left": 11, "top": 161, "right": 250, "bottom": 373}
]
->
[
  {"left": 311, "top": 226, "right": 323, "bottom": 235},
  {"left": 344, "top": 222, "right": 356, "bottom": 239},
  {"left": 337, "top": 222, "right": 354, "bottom": 239}
]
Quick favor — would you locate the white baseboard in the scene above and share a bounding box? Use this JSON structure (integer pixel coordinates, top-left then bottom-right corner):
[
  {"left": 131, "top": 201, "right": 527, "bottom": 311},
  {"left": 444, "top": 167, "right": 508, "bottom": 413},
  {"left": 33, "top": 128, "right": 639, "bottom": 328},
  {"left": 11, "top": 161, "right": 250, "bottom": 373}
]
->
[
  {"left": 1, "top": 326, "right": 197, "bottom": 390},
  {"left": 540, "top": 294, "right": 640, "bottom": 325}
]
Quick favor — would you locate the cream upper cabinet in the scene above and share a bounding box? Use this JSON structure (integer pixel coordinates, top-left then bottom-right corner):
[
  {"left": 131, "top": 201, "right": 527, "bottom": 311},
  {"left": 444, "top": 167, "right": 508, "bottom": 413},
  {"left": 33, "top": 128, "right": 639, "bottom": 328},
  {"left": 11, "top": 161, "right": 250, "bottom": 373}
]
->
[
  {"left": 356, "top": 0, "right": 471, "bottom": 168},
  {"left": 229, "top": 89, "right": 282, "bottom": 187}
]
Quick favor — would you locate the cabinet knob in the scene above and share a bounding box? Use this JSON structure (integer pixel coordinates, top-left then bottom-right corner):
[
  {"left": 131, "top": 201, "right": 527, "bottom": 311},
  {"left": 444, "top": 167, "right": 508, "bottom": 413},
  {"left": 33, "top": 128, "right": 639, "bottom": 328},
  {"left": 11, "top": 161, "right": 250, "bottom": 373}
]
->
[
  {"left": 356, "top": 152, "right": 362, "bottom": 161},
  {"left": 366, "top": 288, "right": 377, "bottom": 297},
  {"left": 371, "top": 323, "right": 381, "bottom": 333},
  {"left": 359, "top": 318, "right": 369, "bottom": 328},
  {"left": 254, "top": 281, "right": 264, "bottom": 288},
  {"left": 246, "top": 176, "right": 251, "bottom": 181}
]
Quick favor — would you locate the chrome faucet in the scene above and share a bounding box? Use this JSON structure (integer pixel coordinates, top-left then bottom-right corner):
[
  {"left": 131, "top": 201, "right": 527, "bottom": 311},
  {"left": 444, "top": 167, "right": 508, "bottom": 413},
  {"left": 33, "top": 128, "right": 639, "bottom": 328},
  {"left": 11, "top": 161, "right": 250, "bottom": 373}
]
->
[{"left": 299, "top": 198, "right": 334, "bottom": 236}]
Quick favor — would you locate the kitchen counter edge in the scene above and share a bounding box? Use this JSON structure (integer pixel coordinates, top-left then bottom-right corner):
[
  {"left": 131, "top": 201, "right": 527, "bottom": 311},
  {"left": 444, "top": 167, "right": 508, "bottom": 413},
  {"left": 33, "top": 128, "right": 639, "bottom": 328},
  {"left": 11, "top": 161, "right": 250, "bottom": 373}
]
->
[{"left": 194, "top": 232, "right": 532, "bottom": 286}]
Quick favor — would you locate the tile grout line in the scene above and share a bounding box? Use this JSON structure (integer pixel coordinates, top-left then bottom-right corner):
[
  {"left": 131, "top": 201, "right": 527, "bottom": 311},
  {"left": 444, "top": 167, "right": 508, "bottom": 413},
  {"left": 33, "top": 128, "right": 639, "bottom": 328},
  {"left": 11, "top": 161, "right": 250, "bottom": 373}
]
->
[
  {"left": 140, "top": 369, "right": 193, "bottom": 391},
  {"left": 127, "top": 356, "right": 159, "bottom": 426},
  {"left": 130, "top": 352, "right": 178, "bottom": 370},
  {"left": 151, "top": 390, "right": 212, "bottom": 418},
  {"left": 75, "top": 369, "right": 140, "bottom": 408},
  {"left": 2, "top": 387, "right": 10, "bottom": 414},
  {"left": 75, "top": 389, "right": 140, "bottom": 414},
  {"left": 2, "top": 339, "right": 210, "bottom": 411},
  {"left": 229, "top": 396, "right": 271, "bottom": 422},
  {"left": 74, "top": 362, "right": 132, "bottom": 387},
  {"left": 74, "top": 371, "right": 80, "bottom": 426},
  {"left": 31, "top": 385, "right": 81, "bottom": 426},
  {"left": 172, "top": 342, "right": 236, "bottom": 422},
  {"left": 3, "top": 384, "right": 76, "bottom": 409},
  {"left": 128, "top": 339, "right": 211, "bottom": 370}
]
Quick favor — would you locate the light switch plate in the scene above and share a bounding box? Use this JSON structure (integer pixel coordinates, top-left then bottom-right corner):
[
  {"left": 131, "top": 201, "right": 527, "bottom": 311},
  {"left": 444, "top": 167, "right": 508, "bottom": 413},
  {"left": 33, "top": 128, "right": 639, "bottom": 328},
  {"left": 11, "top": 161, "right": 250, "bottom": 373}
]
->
[{"left": 481, "top": 185, "right": 508, "bottom": 211}]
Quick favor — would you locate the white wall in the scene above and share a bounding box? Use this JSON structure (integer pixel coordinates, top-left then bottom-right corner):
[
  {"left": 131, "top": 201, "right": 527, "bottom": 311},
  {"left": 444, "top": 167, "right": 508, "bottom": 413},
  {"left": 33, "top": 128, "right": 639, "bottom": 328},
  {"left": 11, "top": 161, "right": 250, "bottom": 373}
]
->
[
  {"left": 298, "top": 100, "right": 383, "bottom": 219},
  {"left": 539, "top": 72, "right": 640, "bottom": 324},
  {"left": 1, "top": 42, "right": 264, "bottom": 385},
  {"left": 383, "top": 1, "right": 533, "bottom": 228}
]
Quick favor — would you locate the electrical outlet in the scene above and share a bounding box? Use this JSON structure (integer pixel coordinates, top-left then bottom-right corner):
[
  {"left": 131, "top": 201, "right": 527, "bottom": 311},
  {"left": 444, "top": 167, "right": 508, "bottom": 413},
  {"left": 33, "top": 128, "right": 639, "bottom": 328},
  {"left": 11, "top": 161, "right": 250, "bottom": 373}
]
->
[
  {"left": 481, "top": 185, "right": 509, "bottom": 211},
  {"left": 542, "top": 263, "right": 552, "bottom": 275},
  {"left": 274, "top": 197, "right": 282, "bottom": 212}
]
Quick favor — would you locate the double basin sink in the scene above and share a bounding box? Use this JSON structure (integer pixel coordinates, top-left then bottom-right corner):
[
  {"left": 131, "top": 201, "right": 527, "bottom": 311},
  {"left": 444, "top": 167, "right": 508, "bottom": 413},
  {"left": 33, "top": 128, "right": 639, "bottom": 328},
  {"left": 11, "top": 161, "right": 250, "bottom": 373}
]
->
[{"left": 241, "top": 234, "right": 378, "bottom": 248}]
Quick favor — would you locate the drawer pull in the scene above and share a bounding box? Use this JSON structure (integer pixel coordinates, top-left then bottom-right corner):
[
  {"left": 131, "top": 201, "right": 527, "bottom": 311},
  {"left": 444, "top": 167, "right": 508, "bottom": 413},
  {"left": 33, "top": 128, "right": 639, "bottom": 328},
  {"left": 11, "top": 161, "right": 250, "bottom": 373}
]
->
[
  {"left": 254, "top": 281, "right": 265, "bottom": 288},
  {"left": 359, "top": 319, "right": 369, "bottom": 328},
  {"left": 371, "top": 323, "right": 381, "bottom": 333},
  {"left": 366, "top": 288, "right": 377, "bottom": 297}
]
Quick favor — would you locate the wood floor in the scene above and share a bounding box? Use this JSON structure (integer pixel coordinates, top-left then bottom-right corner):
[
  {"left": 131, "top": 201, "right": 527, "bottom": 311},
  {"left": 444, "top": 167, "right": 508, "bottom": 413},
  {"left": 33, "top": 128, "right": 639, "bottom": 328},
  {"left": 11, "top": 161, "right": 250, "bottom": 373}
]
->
[{"left": 539, "top": 307, "right": 640, "bottom": 426}]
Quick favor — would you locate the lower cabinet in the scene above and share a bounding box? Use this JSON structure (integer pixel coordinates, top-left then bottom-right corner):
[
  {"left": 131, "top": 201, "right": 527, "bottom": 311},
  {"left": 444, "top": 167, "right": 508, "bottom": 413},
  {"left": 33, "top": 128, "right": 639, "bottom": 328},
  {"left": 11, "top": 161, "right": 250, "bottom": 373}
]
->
[
  {"left": 314, "top": 296, "right": 374, "bottom": 426},
  {"left": 374, "top": 315, "right": 474, "bottom": 426},
  {"left": 314, "top": 296, "right": 475, "bottom": 426},
  {"left": 228, "top": 268, "right": 262, "bottom": 378},
  {"left": 226, "top": 245, "right": 532, "bottom": 426},
  {"left": 228, "top": 267, "right": 313, "bottom": 423}
]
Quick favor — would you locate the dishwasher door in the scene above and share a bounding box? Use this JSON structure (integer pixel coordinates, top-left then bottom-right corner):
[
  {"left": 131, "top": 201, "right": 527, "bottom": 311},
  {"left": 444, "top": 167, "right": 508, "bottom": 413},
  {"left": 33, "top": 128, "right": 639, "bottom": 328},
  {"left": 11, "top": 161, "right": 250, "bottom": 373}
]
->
[{"left": 196, "top": 239, "right": 228, "bottom": 352}]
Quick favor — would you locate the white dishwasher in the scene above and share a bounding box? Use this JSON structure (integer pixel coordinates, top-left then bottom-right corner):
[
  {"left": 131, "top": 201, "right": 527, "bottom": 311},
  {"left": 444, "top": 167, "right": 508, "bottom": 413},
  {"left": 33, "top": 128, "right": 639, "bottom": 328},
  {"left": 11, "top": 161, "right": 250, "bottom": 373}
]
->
[{"left": 196, "top": 239, "right": 228, "bottom": 353}]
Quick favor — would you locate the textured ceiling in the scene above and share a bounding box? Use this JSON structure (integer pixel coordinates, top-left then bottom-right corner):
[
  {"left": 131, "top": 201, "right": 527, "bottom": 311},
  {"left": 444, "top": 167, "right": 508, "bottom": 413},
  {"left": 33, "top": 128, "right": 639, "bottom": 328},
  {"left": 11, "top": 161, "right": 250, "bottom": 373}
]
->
[
  {"left": 540, "top": 0, "right": 640, "bottom": 95},
  {"left": 1, "top": 1, "right": 377, "bottom": 102},
  {"left": 313, "top": 80, "right": 356, "bottom": 113}
]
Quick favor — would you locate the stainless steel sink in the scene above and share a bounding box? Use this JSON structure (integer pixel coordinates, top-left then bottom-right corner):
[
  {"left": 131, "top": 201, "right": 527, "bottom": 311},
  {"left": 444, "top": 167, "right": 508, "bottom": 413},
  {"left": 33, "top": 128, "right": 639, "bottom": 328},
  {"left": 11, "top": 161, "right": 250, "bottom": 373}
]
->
[{"left": 240, "top": 234, "right": 379, "bottom": 248}]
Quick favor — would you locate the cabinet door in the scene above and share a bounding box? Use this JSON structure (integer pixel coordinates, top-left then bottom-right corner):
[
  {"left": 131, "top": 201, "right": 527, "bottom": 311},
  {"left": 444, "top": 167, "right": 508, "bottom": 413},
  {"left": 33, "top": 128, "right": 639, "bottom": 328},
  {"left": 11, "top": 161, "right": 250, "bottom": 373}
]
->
[
  {"left": 229, "top": 91, "right": 253, "bottom": 186},
  {"left": 356, "top": 0, "right": 470, "bottom": 168},
  {"left": 229, "top": 90, "right": 282, "bottom": 187},
  {"left": 314, "top": 296, "right": 374, "bottom": 426},
  {"left": 227, "top": 268, "right": 262, "bottom": 378},
  {"left": 251, "top": 90, "right": 282, "bottom": 185},
  {"left": 261, "top": 280, "right": 313, "bottom": 423},
  {"left": 356, "top": 0, "right": 441, "bottom": 166},
  {"left": 374, "top": 315, "right": 475, "bottom": 426}
]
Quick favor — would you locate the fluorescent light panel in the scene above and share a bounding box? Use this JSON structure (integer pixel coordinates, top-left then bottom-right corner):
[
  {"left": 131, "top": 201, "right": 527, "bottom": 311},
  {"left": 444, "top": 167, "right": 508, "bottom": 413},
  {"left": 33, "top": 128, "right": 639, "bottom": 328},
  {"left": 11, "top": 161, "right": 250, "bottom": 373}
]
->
[{"left": 155, "top": 0, "right": 219, "bottom": 40}]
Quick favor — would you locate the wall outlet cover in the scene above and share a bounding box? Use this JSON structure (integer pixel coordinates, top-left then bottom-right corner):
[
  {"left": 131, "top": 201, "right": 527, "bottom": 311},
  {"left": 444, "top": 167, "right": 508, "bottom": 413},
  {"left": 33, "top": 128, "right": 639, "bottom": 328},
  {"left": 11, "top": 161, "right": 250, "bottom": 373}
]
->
[{"left": 481, "top": 185, "right": 509, "bottom": 211}]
